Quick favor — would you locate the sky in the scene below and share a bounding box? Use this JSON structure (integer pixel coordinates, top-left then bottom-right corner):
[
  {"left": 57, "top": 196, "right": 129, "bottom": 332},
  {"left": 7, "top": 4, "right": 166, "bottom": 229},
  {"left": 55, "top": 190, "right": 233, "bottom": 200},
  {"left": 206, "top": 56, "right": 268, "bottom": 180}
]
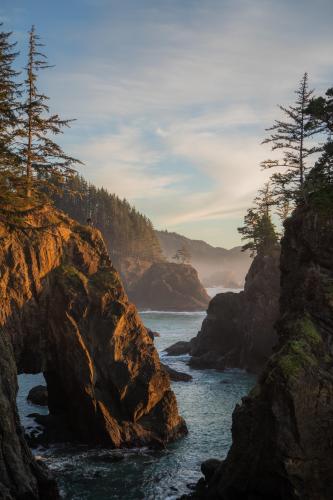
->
[{"left": 1, "top": 0, "right": 333, "bottom": 247}]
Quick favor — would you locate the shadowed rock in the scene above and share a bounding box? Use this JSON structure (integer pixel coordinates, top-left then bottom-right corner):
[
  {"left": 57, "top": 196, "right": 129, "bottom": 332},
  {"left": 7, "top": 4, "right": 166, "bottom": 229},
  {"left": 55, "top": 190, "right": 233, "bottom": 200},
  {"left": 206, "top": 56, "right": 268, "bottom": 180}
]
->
[
  {"left": 188, "top": 198, "right": 333, "bottom": 499},
  {"left": 27, "top": 385, "right": 48, "bottom": 406},
  {"left": 165, "top": 341, "right": 192, "bottom": 356},
  {"left": 161, "top": 363, "right": 192, "bottom": 382},
  {"left": 188, "top": 248, "right": 280, "bottom": 373}
]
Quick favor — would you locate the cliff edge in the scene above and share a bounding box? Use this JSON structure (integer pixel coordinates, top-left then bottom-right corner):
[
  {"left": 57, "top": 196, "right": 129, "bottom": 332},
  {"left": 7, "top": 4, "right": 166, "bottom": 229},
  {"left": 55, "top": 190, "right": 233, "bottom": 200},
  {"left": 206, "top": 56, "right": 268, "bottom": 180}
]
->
[{"left": 0, "top": 206, "right": 186, "bottom": 499}]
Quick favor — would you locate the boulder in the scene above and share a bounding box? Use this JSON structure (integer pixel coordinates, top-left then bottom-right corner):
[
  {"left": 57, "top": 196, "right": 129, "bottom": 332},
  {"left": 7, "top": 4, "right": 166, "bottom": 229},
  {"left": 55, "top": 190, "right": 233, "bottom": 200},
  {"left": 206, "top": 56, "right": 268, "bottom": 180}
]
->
[
  {"left": 27, "top": 385, "right": 48, "bottom": 406},
  {"left": 161, "top": 363, "right": 192, "bottom": 382},
  {"left": 165, "top": 341, "right": 192, "bottom": 356}
]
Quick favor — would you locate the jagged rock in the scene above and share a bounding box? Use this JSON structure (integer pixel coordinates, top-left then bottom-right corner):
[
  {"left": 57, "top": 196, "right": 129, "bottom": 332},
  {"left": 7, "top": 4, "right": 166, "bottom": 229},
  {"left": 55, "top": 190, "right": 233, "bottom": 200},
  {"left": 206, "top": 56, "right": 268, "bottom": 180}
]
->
[
  {"left": 129, "top": 262, "right": 210, "bottom": 311},
  {"left": 188, "top": 248, "right": 280, "bottom": 373},
  {"left": 27, "top": 385, "right": 48, "bottom": 406},
  {"left": 165, "top": 341, "right": 192, "bottom": 356},
  {"left": 0, "top": 206, "right": 186, "bottom": 499},
  {"left": 161, "top": 363, "right": 192, "bottom": 382},
  {"left": 192, "top": 199, "right": 333, "bottom": 499}
]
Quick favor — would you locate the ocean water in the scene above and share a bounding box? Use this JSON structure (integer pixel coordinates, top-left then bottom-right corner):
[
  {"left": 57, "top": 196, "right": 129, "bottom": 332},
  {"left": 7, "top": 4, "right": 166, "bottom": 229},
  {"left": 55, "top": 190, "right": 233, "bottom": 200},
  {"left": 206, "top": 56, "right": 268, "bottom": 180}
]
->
[{"left": 17, "top": 294, "right": 255, "bottom": 499}]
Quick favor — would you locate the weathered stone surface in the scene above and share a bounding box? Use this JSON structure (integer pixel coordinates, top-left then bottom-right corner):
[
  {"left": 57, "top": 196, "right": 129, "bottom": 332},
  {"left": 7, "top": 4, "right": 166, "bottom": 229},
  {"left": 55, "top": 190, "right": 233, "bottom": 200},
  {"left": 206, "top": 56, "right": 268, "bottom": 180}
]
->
[
  {"left": 190, "top": 200, "right": 333, "bottom": 499},
  {"left": 129, "top": 262, "right": 210, "bottom": 311},
  {"left": 188, "top": 248, "right": 280, "bottom": 373},
  {"left": 0, "top": 206, "right": 186, "bottom": 499}
]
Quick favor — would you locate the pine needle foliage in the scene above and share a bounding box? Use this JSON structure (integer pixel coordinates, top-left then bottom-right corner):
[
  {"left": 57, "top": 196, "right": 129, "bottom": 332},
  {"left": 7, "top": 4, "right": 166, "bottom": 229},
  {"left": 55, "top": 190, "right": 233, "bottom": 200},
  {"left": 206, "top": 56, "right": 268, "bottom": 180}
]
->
[
  {"left": 18, "top": 26, "right": 81, "bottom": 200},
  {"left": 262, "top": 73, "right": 320, "bottom": 202}
]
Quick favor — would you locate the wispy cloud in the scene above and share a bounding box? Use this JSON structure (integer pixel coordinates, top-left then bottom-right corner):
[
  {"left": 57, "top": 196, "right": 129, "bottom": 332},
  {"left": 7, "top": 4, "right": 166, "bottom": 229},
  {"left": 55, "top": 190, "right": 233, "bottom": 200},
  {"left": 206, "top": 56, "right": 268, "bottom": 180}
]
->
[{"left": 4, "top": 0, "right": 333, "bottom": 246}]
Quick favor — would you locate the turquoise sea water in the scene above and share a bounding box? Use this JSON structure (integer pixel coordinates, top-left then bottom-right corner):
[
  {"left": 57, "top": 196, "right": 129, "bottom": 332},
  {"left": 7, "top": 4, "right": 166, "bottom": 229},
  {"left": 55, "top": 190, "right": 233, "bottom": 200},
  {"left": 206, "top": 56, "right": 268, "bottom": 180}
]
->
[{"left": 17, "top": 298, "right": 255, "bottom": 499}]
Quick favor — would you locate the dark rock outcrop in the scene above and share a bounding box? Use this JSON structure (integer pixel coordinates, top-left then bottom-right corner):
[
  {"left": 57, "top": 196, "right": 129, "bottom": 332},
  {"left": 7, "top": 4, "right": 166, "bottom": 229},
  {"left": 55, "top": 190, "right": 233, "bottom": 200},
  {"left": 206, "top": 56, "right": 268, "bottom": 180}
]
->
[
  {"left": 161, "top": 363, "right": 193, "bottom": 382},
  {"left": 27, "top": 385, "right": 48, "bottom": 406},
  {"left": 0, "top": 207, "right": 186, "bottom": 499},
  {"left": 188, "top": 248, "right": 280, "bottom": 373},
  {"left": 190, "top": 200, "right": 333, "bottom": 499},
  {"left": 165, "top": 341, "right": 192, "bottom": 356},
  {"left": 129, "top": 262, "right": 210, "bottom": 311}
]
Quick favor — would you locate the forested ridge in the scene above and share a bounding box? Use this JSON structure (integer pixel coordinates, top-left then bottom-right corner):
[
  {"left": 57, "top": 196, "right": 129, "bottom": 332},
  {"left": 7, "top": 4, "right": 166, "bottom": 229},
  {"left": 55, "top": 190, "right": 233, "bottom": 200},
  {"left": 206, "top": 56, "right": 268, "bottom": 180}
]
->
[{"left": 52, "top": 175, "right": 163, "bottom": 265}]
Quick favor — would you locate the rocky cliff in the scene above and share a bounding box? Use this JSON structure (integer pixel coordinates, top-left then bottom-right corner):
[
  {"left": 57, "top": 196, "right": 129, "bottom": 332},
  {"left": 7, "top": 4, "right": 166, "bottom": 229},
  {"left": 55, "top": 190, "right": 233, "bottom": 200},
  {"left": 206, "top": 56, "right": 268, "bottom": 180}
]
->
[
  {"left": 0, "top": 207, "right": 186, "bottom": 499},
  {"left": 129, "top": 262, "right": 210, "bottom": 311},
  {"left": 188, "top": 248, "right": 280, "bottom": 372},
  {"left": 189, "top": 199, "right": 333, "bottom": 499}
]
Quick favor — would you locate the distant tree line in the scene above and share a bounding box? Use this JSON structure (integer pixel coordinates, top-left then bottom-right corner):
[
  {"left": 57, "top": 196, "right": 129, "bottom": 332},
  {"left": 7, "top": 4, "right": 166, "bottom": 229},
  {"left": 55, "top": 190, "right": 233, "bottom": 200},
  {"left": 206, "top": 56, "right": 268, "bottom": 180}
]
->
[
  {"left": 52, "top": 175, "right": 163, "bottom": 263},
  {"left": 239, "top": 73, "right": 333, "bottom": 255}
]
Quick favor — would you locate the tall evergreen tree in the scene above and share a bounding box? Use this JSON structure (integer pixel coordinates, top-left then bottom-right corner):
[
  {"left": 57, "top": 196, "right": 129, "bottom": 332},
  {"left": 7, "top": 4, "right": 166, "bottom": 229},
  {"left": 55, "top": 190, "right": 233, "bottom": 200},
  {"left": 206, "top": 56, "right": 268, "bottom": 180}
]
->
[
  {"left": 238, "top": 184, "right": 279, "bottom": 256},
  {"left": 305, "top": 87, "right": 333, "bottom": 194},
  {"left": 262, "top": 73, "right": 320, "bottom": 201},
  {"left": 0, "top": 24, "right": 22, "bottom": 205},
  {"left": 19, "top": 26, "right": 81, "bottom": 198},
  {"left": 254, "top": 182, "right": 276, "bottom": 215}
]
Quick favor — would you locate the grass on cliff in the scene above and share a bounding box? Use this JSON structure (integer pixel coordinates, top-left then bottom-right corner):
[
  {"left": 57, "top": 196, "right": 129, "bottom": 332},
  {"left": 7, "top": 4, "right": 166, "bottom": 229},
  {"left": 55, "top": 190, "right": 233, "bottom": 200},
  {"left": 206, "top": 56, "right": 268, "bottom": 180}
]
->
[
  {"left": 278, "top": 316, "right": 322, "bottom": 379},
  {"left": 56, "top": 264, "right": 88, "bottom": 290},
  {"left": 89, "top": 269, "right": 120, "bottom": 292},
  {"left": 263, "top": 316, "right": 323, "bottom": 385}
]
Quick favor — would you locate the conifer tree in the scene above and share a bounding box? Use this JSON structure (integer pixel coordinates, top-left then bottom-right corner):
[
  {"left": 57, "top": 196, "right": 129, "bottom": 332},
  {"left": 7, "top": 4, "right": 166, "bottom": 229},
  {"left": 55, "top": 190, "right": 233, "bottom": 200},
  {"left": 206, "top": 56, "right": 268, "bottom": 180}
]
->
[
  {"left": 254, "top": 182, "right": 276, "bottom": 215},
  {"left": 262, "top": 73, "right": 320, "bottom": 201},
  {"left": 173, "top": 245, "right": 191, "bottom": 264},
  {"left": 238, "top": 184, "right": 279, "bottom": 256},
  {"left": 0, "top": 25, "right": 22, "bottom": 204},
  {"left": 19, "top": 26, "right": 81, "bottom": 198},
  {"left": 305, "top": 87, "right": 333, "bottom": 193}
]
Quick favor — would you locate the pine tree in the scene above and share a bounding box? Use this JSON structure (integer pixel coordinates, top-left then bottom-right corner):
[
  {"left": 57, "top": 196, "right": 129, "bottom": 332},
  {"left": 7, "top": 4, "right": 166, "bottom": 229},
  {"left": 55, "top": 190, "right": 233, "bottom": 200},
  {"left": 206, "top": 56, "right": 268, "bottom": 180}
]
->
[
  {"left": 254, "top": 182, "right": 276, "bottom": 215},
  {"left": 173, "top": 244, "right": 191, "bottom": 264},
  {"left": 262, "top": 73, "right": 320, "bottom": 201},
  {"left": 0, "top": 24, "right": 22, "bottom": 206},
  {"left": 305, "top": 87, "right": 333, "bottom": 195},
  {"left": 19, "top": 26, "right": 81, "bottom": 199},
  {"left": 238, "top": 184, "right": 279, "bottom": 256}
]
